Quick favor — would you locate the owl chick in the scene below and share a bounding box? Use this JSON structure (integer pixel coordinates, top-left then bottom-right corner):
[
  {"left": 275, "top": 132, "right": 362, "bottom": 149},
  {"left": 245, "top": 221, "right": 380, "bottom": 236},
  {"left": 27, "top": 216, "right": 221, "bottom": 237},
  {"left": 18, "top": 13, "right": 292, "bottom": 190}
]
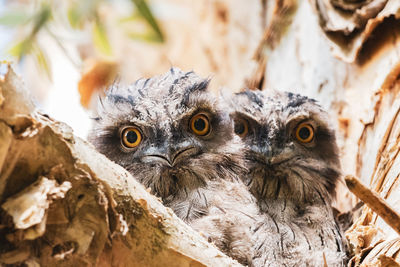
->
[
  {"left": 89, "top": 68, "right": 261, "bottom": 265},
  {"left": 229, "top": 89, "right": 347, "bottom": 266}
]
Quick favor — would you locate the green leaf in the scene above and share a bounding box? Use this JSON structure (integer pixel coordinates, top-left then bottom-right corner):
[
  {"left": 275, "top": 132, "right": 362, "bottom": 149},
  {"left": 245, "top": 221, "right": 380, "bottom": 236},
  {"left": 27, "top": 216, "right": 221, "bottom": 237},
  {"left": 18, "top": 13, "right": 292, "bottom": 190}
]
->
[
  {"left": 32, "top": 43, "right": 52, "bottom": 80},
  {"left": 118, "top": 13, "right": 142, "bottom": 24},
  {"left": 93, "top": 19, "right": 112, "bottom": 56},
  {"left": 8, "top": 39, "right": 52, "bottom": 79},
  {"left": 8, "top": 4, "right": 52, "bottom": 60},
  {"left": 67, "top": 6, "right": 83, "bottom": 29},
  {"left": 31, "top": 4, "right": 52, "bottom": 36},
  {"left": 131, "top": 0, "right": 164, "bottom": 42},
  {"left": 0, "top": 10, "right": 30, "bottom": 26},
  {"left": 67, "top": 0, "right": 101, "bottom": 29},
  {"left": 8, "top": 39, "right": 34, "bottom": 59},
  {"left": 128, "top": 30, "right": 163, "bottom": 43}
]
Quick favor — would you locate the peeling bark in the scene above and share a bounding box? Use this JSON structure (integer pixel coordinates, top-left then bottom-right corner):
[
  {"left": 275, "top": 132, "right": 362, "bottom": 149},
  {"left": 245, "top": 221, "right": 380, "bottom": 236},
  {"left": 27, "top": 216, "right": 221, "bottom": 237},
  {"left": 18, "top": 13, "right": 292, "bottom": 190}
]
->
[
  {"left": 253, "top": 0, "right": 400, "bottom": 265},
  {"left": 311, "top": 0, "right": 400, "bottom": 62}
]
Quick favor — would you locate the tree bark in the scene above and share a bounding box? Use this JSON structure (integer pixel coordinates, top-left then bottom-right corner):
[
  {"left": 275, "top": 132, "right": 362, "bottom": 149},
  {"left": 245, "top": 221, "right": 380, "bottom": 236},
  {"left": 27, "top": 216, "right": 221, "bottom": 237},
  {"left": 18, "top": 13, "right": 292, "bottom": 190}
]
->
[{"left": 254, "top": 0, "right": 400, "bottom": 265}]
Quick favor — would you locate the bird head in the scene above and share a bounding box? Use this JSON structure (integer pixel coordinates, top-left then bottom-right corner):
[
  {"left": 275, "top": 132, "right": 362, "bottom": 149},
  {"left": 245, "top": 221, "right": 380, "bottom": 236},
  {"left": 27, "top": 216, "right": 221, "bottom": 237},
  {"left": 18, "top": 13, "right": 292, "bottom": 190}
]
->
[
  {"left": 89, "top": 68, "right": 245, "bottom": 203},
  {"left": 229, "top": 89, "right": 341, "bottom": 205}
]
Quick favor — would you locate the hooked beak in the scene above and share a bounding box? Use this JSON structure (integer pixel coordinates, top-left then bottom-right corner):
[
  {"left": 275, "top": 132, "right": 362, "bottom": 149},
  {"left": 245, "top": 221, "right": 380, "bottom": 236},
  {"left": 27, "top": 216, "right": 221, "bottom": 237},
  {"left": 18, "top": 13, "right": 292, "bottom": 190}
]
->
[
  {"left": 249, "top": 145, "right": 294, "bottom": 166},
  {"left": 268, "top": 151, "right": 295, "bottom": 165},
  {"left": 143, "top": 147, "right": 198, "bottom": 167}
]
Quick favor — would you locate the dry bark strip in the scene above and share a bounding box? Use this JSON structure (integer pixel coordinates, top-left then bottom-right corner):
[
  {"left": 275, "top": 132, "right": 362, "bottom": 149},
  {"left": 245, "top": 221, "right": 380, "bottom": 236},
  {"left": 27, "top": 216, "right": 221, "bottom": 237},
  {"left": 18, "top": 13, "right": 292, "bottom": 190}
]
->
[
  {"left": 345, "top": 175, "right": 400, "bottom": 235},
  {"left": 311, "top": 0, "right": 400, "bottom": 62},
  {"left": 0, "top": 64, "right": 241, "bottom": 266}
]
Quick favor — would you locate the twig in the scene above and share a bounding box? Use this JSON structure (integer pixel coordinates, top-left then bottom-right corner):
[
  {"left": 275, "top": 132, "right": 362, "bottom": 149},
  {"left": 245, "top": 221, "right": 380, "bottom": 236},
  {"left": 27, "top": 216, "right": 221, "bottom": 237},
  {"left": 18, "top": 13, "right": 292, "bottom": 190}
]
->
[
  {"left": 345, "top": 175, "right": 400, "bottom": 235},
  {"left": 323, "top": 252, "right": 328, "bottom": 267}
]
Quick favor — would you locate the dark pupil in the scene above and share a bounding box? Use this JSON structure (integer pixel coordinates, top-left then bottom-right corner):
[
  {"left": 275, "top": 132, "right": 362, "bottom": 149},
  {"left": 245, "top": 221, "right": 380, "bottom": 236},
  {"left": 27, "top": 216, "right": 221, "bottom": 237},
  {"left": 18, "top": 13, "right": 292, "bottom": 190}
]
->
[
  {"left": 234, "top": 123, "right": 245, "bottom": 135},
  {"left": 298, "top": 127, "right": 310, "bottom": 140},
  {"left": 194, "top": 118, "right": 206, "bottom": 131},
  {"left": 126, "top": 130, "right": 138, "bottom": 143}
]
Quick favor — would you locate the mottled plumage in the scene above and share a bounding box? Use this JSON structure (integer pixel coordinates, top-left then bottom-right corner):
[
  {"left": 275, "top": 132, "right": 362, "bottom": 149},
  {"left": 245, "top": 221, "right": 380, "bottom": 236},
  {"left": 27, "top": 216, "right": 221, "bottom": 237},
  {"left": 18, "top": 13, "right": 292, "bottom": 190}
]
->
[
  {"left": 229, "top": 89, "right": 347, "bottom": 266},
  {"left": 89, "top": 68, "right": 260, "bottom": 265}
]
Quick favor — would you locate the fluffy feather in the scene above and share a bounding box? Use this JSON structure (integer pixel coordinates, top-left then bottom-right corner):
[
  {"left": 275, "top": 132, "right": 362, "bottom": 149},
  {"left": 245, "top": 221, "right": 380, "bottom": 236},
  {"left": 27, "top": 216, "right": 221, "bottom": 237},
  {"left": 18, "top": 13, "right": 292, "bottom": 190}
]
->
[{"left": 229, "top": 89, "right": 347, "bottom": 266}]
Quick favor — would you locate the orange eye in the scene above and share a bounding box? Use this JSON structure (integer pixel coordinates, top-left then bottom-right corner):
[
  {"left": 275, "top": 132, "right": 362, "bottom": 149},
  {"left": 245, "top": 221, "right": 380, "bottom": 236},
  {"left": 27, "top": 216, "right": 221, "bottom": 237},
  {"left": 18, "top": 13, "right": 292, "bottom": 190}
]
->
[
  {"left": 190, "top": 114, "right": 210, "bottom": 136},
  {"left": 121, "top": 127, "right": 142, "bottom": 148},
  {"left": 295, "top": 122, "right": 314, "bottom": 143},
  {"left": 234, "top": 119, "right": 248, "bottom": 137}
]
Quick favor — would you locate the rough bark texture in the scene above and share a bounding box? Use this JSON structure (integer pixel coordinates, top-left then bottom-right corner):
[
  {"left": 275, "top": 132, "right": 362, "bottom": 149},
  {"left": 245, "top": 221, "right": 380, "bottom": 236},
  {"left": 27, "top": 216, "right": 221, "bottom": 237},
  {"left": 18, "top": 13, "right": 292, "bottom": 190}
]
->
[
  {"left": 0, "top": 64, "right": 241, "bottom": 266},
  {"left": 257, "top": 0, "right": 400, "bottom": 266}
]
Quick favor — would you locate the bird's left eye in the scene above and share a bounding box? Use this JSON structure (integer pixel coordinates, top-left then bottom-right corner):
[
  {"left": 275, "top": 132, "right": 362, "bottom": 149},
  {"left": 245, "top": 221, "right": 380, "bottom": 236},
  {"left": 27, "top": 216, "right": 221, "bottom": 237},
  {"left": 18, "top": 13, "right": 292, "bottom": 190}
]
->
[
  {"left": 295, "top": 122, "right": 314, "bottom": 143},
  {"left": 234, "top": 119, "right": 249, "bottom": 138},
  {"left": 190, "top": 113, "right": 210, "bottom": 136},
  {"left": 121, "top": 127, "right": 142, "bottom": 148}
]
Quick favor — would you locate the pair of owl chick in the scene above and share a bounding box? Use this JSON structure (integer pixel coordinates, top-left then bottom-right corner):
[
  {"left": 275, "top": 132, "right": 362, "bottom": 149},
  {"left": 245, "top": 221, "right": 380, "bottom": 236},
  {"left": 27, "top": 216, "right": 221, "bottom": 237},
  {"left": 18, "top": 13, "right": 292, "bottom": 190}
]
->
[{"left": 89, "top": 68, "right": 346, "bottom": 266}]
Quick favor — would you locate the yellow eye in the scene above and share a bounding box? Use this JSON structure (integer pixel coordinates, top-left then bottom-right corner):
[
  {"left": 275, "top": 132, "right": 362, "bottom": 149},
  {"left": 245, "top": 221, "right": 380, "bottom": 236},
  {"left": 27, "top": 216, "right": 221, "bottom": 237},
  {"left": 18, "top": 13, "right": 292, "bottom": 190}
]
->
[
  {"left": 234, "top": 119, "right": 248, "bottom": 137},
  {"left": 295, "top": 122, "right": 314, "bottom": 143},
  {"left": 190, "top": 113, "right": 210, "bottom": 136},
  {"left": 121, "top": 127, "right": 142, "bottom": 148}
]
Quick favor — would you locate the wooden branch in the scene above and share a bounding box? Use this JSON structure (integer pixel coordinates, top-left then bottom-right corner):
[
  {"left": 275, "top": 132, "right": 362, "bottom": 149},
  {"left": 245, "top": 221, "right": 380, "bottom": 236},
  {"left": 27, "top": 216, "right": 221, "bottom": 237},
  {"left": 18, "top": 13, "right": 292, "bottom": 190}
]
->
[{"left": 345, "top": 175, "right": 400, "bottom": 235}]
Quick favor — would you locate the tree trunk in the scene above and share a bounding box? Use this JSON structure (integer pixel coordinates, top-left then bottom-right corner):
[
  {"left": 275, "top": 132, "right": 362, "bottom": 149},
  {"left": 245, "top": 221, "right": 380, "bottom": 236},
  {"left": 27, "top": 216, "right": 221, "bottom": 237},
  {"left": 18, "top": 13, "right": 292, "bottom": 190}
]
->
[{"left": 254, "top": 0, "right": 400, "bottom": 265}]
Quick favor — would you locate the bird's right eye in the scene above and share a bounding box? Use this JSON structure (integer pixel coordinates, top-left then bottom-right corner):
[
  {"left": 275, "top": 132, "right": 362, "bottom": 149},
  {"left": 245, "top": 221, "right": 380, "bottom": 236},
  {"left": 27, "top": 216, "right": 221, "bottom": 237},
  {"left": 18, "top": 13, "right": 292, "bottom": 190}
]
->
[
  {"left": 294, "top": 122, "right": 314, "bottom": 143},
  {"left": 190, "top": 113, "right": 211, "bottom": 136},
  {"left": 121, "top": 127, "right": 142, "bottom": 148},
  {"left": 234, "top": 119, "right": 248, "bottom": 137}
]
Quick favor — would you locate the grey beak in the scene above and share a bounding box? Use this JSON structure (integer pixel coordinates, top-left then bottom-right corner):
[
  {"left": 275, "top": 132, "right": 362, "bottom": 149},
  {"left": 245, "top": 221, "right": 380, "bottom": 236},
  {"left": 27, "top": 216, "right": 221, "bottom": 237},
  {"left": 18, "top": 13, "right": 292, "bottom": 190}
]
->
[{"left": 143, "top": 146, "right": 198, "bottom": 166}]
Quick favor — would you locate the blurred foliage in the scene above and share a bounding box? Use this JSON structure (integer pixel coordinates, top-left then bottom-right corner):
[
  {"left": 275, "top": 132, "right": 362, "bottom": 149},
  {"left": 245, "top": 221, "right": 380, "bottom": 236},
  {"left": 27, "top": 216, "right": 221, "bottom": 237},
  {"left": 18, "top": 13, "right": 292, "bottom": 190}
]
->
[
  {"left": 0, "top": 0, "right": 164, "bottom": 79},
  {"left": 93, "top": 18, "right": 112, "bottom": 56},
  {"left": 8, "top": 3, "right": 52, "bottom": 77},
  {"left": 131, "top": 0, "right": 164, "bottom": 42}
]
